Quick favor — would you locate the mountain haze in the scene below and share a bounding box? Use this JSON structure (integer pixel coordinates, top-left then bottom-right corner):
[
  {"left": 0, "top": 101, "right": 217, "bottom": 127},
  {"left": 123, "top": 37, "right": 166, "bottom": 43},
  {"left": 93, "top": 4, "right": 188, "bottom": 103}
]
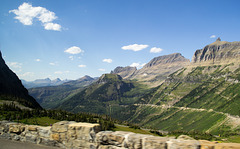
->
[
  {"left": 29, "top": 75, "right": 96, "bottom": 109},
  {"left": 22, "top": 78, "right": 70, "bottom": 89}
]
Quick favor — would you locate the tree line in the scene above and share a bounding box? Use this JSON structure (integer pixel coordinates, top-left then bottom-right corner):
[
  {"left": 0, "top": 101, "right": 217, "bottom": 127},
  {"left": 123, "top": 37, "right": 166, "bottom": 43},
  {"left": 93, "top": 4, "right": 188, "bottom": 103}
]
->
[{"left": 0, "top": 102, "right": 115, "bottom": 130}]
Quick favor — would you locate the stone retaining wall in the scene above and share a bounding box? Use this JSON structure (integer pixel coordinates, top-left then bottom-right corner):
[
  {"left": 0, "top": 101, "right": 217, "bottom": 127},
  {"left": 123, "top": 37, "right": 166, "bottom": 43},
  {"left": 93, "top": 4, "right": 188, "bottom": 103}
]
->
[{"left": 0, "top": 120, "right": 240, "bottom": 149}]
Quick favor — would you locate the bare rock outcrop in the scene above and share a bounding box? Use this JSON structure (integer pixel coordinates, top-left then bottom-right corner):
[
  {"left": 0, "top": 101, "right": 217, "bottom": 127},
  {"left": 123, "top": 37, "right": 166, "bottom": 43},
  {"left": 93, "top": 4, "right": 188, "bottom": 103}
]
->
[
  {"left": 192, "top": 39, "right": 240, "bottom": 64},
  {"left": 1, "top": 121, "right": 240, "bottom": 149},
  {"left": 111, "top": 66, "right": 137, "bottom": 79},
  {"left": 130, "top": 53, "right": 190, "bottom": 87}
]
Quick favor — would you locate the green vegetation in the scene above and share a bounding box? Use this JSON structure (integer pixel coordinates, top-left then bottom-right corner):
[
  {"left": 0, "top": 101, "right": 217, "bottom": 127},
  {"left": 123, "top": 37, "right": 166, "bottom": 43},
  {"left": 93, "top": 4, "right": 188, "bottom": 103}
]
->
[
  {"left": 24, "top": 63, "right": 240, "bottom": 141},
  {"left": 113, "top": 125, "right": 155, "bottom": 136},
  {"left": 20, "top": 117, "right": 59, "bottom": 126},
  {"left": 0, "top": 102, "right": 115, "bottom": 130}
]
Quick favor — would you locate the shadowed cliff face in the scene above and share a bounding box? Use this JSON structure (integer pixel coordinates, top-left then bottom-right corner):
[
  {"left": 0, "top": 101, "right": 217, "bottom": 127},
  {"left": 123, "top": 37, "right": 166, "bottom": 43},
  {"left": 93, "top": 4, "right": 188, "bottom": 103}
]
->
[
  {"left": 0, "top": 51, "right": 42, "bottom": 109},
  {"left": 192, "top": 39, "right": 240, "bottom": 64}
]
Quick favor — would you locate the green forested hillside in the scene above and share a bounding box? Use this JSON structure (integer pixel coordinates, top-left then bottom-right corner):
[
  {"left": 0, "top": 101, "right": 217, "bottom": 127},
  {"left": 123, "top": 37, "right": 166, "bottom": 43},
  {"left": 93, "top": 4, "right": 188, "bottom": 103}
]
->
[
  {"left": 56, "top": 74, "right": 149, "bottom": 118},
  {"left": 128, "top": 63, "right": 240, "bottom": 134}
]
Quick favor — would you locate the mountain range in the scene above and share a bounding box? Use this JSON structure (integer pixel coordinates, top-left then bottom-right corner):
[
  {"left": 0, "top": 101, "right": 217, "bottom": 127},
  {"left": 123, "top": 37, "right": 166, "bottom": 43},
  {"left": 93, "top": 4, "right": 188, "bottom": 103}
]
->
[
  {"left": 21, "top": 78, "right": 71, "bottom": 89},
  {"left": 28, "top": 75, "right": 97, "bottom": 109},
  {"left": 14, "top": 38, "right": 240, "bottom": 134}
]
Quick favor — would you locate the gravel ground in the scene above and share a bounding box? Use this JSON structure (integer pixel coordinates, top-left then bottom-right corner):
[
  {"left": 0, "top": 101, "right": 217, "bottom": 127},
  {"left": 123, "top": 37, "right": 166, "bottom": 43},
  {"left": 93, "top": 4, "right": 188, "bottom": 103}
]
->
[{"left": 0, "top": 139, "right": 59, "bottom": 149}]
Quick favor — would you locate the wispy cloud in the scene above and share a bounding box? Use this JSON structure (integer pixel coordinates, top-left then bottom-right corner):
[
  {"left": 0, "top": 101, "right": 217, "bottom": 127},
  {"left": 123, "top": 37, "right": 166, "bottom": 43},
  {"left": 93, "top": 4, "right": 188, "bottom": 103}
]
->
[
  {"left": 78, "top": 64, "right": 86, "bottom": 68},
  {"left": 98, "top": 68, "right": 106, "bottom": 71},
  {"left": 65, "top": 46, "right": 84, "bottom": 54},
  {"left": 150, "top": 47, "right": 163, "bottom": 53},
  {"left": 20, "top": 72, "right": 34, "bottom": 77},
  {"left": 130, "top": 62, "right": 146, "bottom": 69},
  {"left": 103, "top": 58, "right": 113, "bottom": 63},
  {"left": 35, "top": 59, "right": 41, "bottom": 62},
  {"left": 69, "top": 56, "right": 74, "bottom": 60},
  {"left": 122, "top": 44, "right": 149, "bottom": 52},
  {"left": 49, "top": 62, "right": 56, "bottom": 66},
  {"left": 210, "top": 35, "right": 216, "bottom": 38},
  {"left": 9, "top": 2, "right": 61, "bottom": 31},
  {"left": 7, "top": 62, "right": 22, "bottom": 69},
  {"left": 54, "top": 71, "right": 69, "bottom": 74}
]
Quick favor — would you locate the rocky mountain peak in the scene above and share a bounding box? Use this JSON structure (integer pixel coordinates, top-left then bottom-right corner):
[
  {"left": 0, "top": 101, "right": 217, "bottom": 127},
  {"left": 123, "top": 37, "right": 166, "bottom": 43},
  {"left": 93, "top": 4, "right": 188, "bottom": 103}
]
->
[
  {"left": 111, "top": 66, "right": 137, "bottom": 79},
  {"left": 144, "top": 53, "right": 189, "bottom": 68},
  {"left": 78, "top": 75, "right": 94, "bottom": 82},
  {"left": 216, "top": 37, "right": 221, "bottom": 41},
  {"left": 192, "top": 40, "right": 240, "bottom": 64},
  {"left": 97, "top": 74, "right": 122, "bottom": 84}
]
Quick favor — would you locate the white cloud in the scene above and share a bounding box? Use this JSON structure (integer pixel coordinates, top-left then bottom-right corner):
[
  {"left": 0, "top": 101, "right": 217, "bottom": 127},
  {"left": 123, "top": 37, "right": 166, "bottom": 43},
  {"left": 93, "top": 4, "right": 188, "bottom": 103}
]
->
[
  {"left": 44, "top": 23, "right": 61, "bottom": 31},
  {"left": 35, "top": 59, "right": 41, "bottom": 62},
  {"left": 103, "top": 58, "right": 113, "bottom": 63},
  {"left": 122, "top": 44, "right": 149, "bottom": 51},
  {"left": 37, "top": 9, "right": 56, "bottom": 23},
  {"left": 130, "top": 62, "right": 146, "bottom": 69},
  {"left": 49, "top": 62, "right": 56, "bottom": 66},
  {"left": 150, "top": 47, "right": 163, "bottom": 53},
  {"left": 69, "top": 56, "right": 74, "bottom": 60},
  {"left": 98, "top": 68, "right": 106, "bottom": 71},
  {"left": 54, "top": 71, "right": 69, "bottom": 74},
  {"left": 7, "top": 62, "right": 22, "bottom": 69},
  {"left": 20, "top": 72, "right": 34, "bottom": 77},
  {"left": 78, "top": 65, "right": 86, "bottom": 68},
  {"left": 210, "top": 35, "right": 216, "bottom": 38},
  {"left": 9, "top": 2, "right": 61, "bottom": 31},
  {"left": 65, "top": 46, "right": 84, "bottom": 54}
]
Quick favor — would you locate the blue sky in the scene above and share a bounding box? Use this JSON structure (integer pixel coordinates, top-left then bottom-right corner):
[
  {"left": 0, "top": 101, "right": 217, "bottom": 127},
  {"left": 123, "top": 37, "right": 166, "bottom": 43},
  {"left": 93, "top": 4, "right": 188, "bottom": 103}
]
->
[{"left": 1, "top": 0, "right": 240, "bottom": 81}]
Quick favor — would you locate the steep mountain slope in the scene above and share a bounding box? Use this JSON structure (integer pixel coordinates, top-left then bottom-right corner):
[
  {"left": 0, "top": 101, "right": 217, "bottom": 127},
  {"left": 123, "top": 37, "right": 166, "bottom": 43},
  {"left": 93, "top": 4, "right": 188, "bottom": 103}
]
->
[
  {"left": 112, "top": 53, "right": 190, "bottom": 87},
  {"left": 28, "top": 75, "right": 96, "bottom": 109},
  {"left": 0, "top": 51, "right": 42, "bottom": 109},
  {"left": 192, "top": 38, "right": 240, "bottom": 64},
  {"left": 111, "top": 66, "right": 137, "bottom": 79},
  {"left": 128, "top": 39, "right": 240, "bottom": 134},
  {"left": 56, "top": 74, "right": 149, "bottom": 120}
]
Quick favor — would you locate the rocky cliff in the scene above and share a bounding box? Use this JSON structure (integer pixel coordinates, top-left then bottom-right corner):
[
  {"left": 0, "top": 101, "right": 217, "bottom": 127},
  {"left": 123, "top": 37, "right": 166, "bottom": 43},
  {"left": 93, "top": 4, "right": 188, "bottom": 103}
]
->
[
  {"left": 1, "top": 121, "right": 240, "bottom": 149},
  {"left": 129, "top": 53, "right": 190, "bottom": 87},
  {"left": 0, "top": 51, "right": 42, "bottom": 109},
  {"left": 192, "top": 38, "right": 240, "bottom": 64},
  {"left": 111, "top": 66, "right": 137, "bottom": 79}
]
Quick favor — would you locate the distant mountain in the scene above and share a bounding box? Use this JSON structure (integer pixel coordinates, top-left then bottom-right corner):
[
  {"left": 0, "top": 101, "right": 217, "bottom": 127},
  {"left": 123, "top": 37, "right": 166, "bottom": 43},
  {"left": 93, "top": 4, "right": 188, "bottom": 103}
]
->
[
  {"left": 22, "top": 78, "right": 70, "bottom": 89},
  {"left": 28, "top": 75, "right": 96, "bottom": 109},
  {"left": 112, "top": 53, "right": 190, "bottom": 87},
  {"left": 0, "top": 51, "right": 42, "bottom": 109}
]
